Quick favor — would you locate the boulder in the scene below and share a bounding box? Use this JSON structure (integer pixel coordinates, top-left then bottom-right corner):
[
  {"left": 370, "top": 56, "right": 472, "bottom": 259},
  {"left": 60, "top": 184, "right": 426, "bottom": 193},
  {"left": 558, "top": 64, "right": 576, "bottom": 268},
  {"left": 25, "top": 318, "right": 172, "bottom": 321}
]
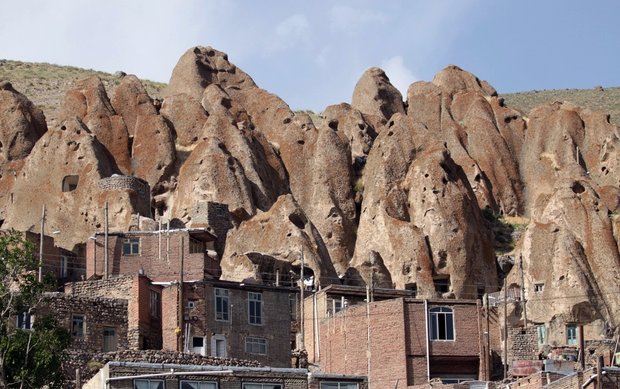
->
[
  {"left": 110, "top": 75, "right": 158, "bottom": 136},
  {"left": 220, "top": 194, "right": 338, "bottom": 286},
  {"left": 351, "top": 113, "right": 497, "bottom": 296},
  {"left": 164, "top": 46, "right": 256, "bottom": 101},
  {"left": 131, "top": 114, "right": 176, "bottom": 188},
  {"left": 2, "top": 118, "right": 143, "bottom": 249},
  {"left": 58, "top": 76, "right": 131, "bottom": 174},
  {"left": 351, "top": 67, "right": 405, "bottom": 129},
  {"left": 513, "top": 177, "right": 620, "bottom": 339},
  {"left": 0, "top": 81, "right": 47, "bottom": 162},
  {"left": 160, "top": 93, "right": 209, "bottom": 148}
]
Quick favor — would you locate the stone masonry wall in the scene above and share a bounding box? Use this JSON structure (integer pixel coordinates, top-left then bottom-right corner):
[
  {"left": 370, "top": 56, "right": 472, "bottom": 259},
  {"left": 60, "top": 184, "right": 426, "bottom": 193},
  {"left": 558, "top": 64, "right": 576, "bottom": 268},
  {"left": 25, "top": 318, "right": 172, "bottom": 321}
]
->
[
  {"left": 508, "top": 326, "right": 539, "bottom": 363},
  {"left": 42, "top": 293, "right": 128, "bottom": 353}
]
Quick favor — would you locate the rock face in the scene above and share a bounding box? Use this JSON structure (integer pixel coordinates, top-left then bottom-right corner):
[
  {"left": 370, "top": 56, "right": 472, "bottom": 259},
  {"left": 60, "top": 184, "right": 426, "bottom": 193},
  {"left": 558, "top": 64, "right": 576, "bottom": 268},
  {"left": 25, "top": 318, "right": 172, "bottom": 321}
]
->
[
  {"left": 0, "top": 81, "right": 47, "bottom": 162},
  {"left": 220, "top": 195, "right": 338, "bottom": 285},
  {"left": 351, "top": 113, "right": 497, "bottom": 297},
  {"left": 58, "top": 76, "right": 132, "bottom": 174},
  {"left": 2, "top": 118, "right": 143, "bottom": 249},
  {"left": 1, "top": 47, "right": 619, "bottom": 338}
]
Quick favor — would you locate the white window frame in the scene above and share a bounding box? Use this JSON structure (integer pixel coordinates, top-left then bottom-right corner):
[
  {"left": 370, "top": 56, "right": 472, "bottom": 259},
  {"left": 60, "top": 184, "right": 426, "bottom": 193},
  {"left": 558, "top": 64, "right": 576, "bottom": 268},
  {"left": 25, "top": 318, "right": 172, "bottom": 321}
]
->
[
  {"left": 429, "top": 306, "right": 455, "bottom": 341},
  {"left": 17, "top": 310, "right": 33, "bottom": 330},
  {"left": 536, "top": 324, "right": 547, "bottom": 345},
  {"left": 180, "top": 381, "right": 218, "bottom": 389},
  {"left": 566, "top": 324, "right": 578, "bottom": 345},
  {"left": 245, "top": 336, "right": 267, "bottom": 355},
  {"left": 248, "top": 292, "right": 263, "bottom": 325},
  {"left": 215, "top": 288, "right": 230, "bottom": 322},
  {"left": 211, "top": 334, "right": 227, "bottom": 358},
  {"left": 123, "top": 237, "right": 140, "bottom": 256},
  {"left": 320, "top": 383, "right": 360, "bottom": 389}
]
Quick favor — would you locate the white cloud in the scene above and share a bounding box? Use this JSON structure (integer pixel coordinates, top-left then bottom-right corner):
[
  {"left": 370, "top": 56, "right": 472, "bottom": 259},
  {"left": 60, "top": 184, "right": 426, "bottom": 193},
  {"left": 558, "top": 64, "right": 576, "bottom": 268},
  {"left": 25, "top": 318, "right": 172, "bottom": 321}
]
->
[
  {"left": 381, "top": 56, "right": 417, "bottom": 96},
  {"left": 329, "top": 5, "right": 386, "bottom": 36},
  {"left": 264, "top": 14, "right": 310, "bottom": 54}
]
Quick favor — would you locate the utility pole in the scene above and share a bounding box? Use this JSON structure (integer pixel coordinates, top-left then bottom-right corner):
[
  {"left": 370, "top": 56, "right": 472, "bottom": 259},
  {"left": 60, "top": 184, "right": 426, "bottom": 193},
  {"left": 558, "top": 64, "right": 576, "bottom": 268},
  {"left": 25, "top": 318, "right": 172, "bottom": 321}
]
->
[
  {"left": 504, "top": 276, "right": 508, "bottom": 380},
  {"left": 38, "top": 204, "right": 46, "bottom": 282},
  {"left": 520, "top": 255, "right": 528, "bottom": 327},
  {"left": 104, "top": 202, "right": 109, "bottom": 279},
  {"left": 300, "top": 246, "right": 305, "bottom": 351}
]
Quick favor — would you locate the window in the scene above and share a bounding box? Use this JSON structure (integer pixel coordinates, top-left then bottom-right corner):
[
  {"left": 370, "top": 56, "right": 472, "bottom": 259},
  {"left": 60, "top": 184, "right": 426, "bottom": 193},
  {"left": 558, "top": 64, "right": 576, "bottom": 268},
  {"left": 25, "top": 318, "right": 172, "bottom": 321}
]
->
[
  {"left": 17, "top": 310, "right": 32, "bottom": 330},
  {"left": 189, "top": 237, "right": 205, "bottom": 254},
  {"left": 434, "top": 277, "right": 450, "bottom": 294},
  {"left": 134, "top": 379, "right": 164, "bottom": 389},
  {"left": 123, "top": 238, "right": 140, "bottom": 256},
  {"left": 192, "top": 336, "right": 205, "bottom": 355},
  {"left": 150, "top": 290, "right": 161, "bottom": 318},
  {"left": 429, "top": 307, "right": 454, "bottom": 341},
  {"left": 242, "top": 384, "right": 281, "bottom": 389},
  {"left": 215, "top": 288, "right": 229, "bottom": 321},
  {"left": 248, "top": 292, "right": 262, "bottom": 325},
  {"left": 72, "top": 314, "right": 84, "bottom": 337},
  {"left": 60, "top": 256, "right": 68, "bottom": 278},
  {"left": 211, "top": 334, "right": 227, "bottom": 357},
  {"left": 181, "top": 381, "right": 217, "bottom": 389},
  {"left": 103, "top": 327, "right": 117, "bottom": 352},
  {"left": 566, "top": 324, "right": 578, "bottom": 345},
  {"left": 406, "top": 283, "right": 418, "bottom": 298},
  {"left": 534, "top": 283, "right": 544, "bottom": 292},
  {"left": 536, "top": 324, "right": 547, "bottom": 346},
  {"left": 62, "top": 175, "right": 79, "bottom": 192},
  {"left": 327, "top": 297, "right": 343, "bottom": 316},
  {"left": 320, "top": 383, "right": 359, "bottom": 389},
  {"left": 245, "top": 336, "right": 267, "bottom": 355},
  {"left": 289, "top": 294, "right": 297, "bottom": 320}
]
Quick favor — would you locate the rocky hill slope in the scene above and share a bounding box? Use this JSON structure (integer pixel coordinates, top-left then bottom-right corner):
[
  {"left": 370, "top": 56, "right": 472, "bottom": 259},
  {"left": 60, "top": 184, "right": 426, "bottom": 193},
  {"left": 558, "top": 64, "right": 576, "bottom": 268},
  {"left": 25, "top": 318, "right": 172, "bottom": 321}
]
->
[{"left": 1, "top": 49, "right": 619, "bottom": 338}]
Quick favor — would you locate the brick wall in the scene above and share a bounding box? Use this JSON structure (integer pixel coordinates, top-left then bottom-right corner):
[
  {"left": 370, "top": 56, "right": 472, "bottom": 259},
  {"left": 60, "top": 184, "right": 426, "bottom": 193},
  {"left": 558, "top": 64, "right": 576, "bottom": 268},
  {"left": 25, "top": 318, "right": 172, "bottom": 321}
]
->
[
  {"left": 42, "top": 293, "right": 128, "bottom": 353},
  {"left": 86, "top": 230, "right": 220, "bottom": 281},
  {"left": 316, "top": 297, "right": 483, "bottom": 388},
  {"left": 174, "top": 281, "right": 295, "bottom": 367}
]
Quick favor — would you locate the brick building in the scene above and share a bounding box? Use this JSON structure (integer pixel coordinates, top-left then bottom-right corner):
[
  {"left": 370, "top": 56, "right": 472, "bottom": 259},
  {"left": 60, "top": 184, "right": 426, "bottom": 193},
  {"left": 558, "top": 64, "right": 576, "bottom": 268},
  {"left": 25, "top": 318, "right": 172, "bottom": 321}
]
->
[
  {"left": 159, "top": 279, "right": 299, "bottom": 368},
  {"left": 303, "top": 285, "right": 487, "bottom": 388},
  {"left": 86, "top": 227, "right": 219, "bottom": 281},
  {"left": 85, "top": 362, "right": 368, "bottom": 389},
  {"left": 64, "top": 274, "right": 163, "bottom": 349}
]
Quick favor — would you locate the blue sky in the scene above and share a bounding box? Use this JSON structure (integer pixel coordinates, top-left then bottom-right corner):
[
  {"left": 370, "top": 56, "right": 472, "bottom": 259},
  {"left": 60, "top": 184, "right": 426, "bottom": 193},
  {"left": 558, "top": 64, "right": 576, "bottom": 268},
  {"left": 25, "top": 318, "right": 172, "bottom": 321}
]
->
[{"left": 1, "top": 1, "right": 619, "bottom": 111}]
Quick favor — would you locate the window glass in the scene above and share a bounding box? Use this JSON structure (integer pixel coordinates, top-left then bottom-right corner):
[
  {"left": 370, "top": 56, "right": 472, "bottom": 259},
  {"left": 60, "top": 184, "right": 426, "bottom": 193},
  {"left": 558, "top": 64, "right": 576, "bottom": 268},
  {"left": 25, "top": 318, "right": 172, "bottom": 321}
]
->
[
  {"left": 320, "top": 384, "right": 359, "bottom": 389},
  {"left": 429, "top": 307, "right": 454, "bottom": 341},
  {"left": 123, "top": 238, "right": 140, "bottom": 255},
  {"left": 248, "top": 292, "right": 262, "bottom": 325},
  {"left": 150, "top": 290, "right": 161, "bottom": 318},
  {"left": 17, "top": 310, "right": 32, "bottom": 330},
  {"left": 103, "top": 327, "right": 117, "bottom": 352},
  {"left": 242, "top": 384, "right": 282, "bottom": 389},
  {"left": 134, "top": 379, "right": 164, "bottom": 389},
  {"left": 566, "top": 324, "right": 578, "bottom": 345},
  {"left": 72, "top": 314, "right": 84, "bottom": 337},
  {"left": 215, "top": 288, "right": 229, "bottom": 321},
  {"left": 245, "top": 336, "right": 267, "bottom": 354},
  {"left": 180, "top": 381, "right": 217, "bottom": 389}
]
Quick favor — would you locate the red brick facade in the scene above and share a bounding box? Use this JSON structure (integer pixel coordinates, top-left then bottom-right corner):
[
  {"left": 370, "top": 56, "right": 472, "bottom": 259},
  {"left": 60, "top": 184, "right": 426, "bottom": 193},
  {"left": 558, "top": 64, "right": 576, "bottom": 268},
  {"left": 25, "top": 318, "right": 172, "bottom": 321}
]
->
[
  {"left": 160, "top": 279, "right": 298, "bottom": 368},
  {"left": 85, "top": 228, "right": 219, "bottom": 281},
  {"left": 305, "top": 286, "right": 486, "bottom": 389}
]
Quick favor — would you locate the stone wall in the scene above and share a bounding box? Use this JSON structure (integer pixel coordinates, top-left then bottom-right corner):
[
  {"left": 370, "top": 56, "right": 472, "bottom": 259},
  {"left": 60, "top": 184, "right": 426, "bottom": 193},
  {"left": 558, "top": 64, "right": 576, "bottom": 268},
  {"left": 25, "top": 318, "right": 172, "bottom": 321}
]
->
[
  {"left": 98, "top": 175, "right": 151, "bottom": 215},
  {"left": 508, "top": 326, "right": 539, "bottom": 363},
  {"left": 190, "top": 201, "right": 233, "bottom": 256},
  {"left": 42, "top": 293, "right": 128, "bottom": 353}
]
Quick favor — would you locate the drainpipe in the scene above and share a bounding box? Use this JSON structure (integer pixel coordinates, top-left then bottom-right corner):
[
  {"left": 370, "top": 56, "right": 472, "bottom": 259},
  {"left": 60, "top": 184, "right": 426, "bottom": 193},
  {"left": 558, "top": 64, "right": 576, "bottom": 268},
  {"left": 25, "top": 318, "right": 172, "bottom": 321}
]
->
[
  {"left": 424, "top": 299, "right": 430, "bottom": 382},
  {"left": 178, "top": 237, "right": 185, "bottom": 352}
]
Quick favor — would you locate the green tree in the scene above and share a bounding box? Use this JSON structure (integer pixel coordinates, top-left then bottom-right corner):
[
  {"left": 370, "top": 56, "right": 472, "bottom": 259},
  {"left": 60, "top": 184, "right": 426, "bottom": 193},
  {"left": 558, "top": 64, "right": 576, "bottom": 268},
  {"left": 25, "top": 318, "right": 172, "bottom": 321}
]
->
[{"left": 0, "top": 230, "right": 70, "bottom": 388}]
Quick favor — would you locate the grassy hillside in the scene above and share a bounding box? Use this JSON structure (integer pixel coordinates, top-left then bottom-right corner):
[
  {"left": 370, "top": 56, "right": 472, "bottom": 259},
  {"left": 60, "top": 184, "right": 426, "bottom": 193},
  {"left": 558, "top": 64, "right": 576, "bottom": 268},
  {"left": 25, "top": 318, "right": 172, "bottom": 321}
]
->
[
  {"left": 0, "top": 59, "right": 166, "bottom": 126},
  {"left": 501, "top": 86, "right": 620, "bottom": 126}
]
